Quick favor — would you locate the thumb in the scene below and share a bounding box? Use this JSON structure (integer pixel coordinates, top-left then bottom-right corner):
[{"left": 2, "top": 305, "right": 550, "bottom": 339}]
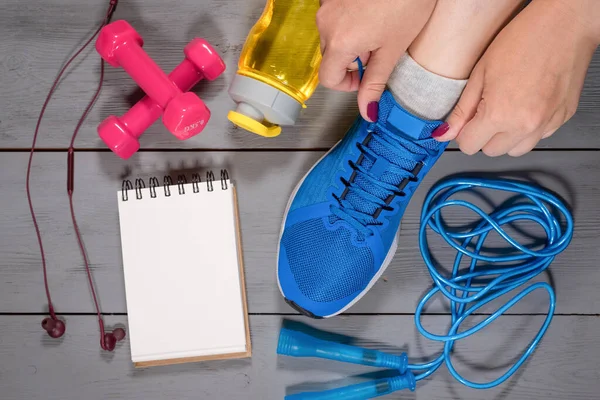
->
[
  {"left": 432, "top": 67, "right": 484, "bottom": 141},
  {"left": 357, "top": 47, "right": 401, "bottom": 122}
]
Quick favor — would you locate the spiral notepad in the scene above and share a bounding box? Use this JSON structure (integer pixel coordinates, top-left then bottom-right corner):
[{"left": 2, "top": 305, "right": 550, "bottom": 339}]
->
[{"left": 116, "top": 170, "right": 251, "bottom": 367}]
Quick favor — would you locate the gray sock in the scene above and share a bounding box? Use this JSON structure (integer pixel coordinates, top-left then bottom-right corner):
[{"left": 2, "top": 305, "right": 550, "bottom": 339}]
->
[{"left": 387, "top": 53, "right": 468, "bottom": 121}]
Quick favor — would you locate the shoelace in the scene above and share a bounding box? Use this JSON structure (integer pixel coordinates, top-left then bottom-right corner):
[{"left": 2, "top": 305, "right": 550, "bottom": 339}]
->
[
  {"left": 330, "top": 125, "right": 440, "bottom": 236},
  {"left": 330, "top": 59, "right": 443, "bottom": 237}
]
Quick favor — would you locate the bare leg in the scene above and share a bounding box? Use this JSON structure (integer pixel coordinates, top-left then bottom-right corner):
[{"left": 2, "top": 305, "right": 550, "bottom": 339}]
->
[
  {"left": 410, "top": 0, "right": 526, "bottom": 79},
  {"left": 387, "top": 0, "right": 526, "bottom": 121}
]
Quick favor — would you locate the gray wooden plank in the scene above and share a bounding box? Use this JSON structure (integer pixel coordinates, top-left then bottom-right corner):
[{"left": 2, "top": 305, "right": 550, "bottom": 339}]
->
[
  {"left": 0, "top": 315, "right": 598, "bottom": 400},
  {"left": 1, "top": 150, "right": 598, "bottom": 314},
  {"left": 1, "top": 0, "right": 600, "bottom": 149}
]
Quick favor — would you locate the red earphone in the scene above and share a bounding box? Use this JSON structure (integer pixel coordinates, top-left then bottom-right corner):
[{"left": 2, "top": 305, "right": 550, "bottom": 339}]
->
[{"left": 27, "top": 0, "right": 125, "bottom": 352}]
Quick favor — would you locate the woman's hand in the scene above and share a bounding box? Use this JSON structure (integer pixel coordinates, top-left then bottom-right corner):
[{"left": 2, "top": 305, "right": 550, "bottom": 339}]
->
[
  {"left": 317, "top": 0, "right": 436, "bottom": 121},
  {"left": 435, "top": 0, "right": 600, "bottom": 157}
]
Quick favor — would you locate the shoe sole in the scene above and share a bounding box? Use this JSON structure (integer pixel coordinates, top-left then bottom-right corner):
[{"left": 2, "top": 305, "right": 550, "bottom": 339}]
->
[{"left": 276, "top": 139, "right": 401, "bottom": 319}]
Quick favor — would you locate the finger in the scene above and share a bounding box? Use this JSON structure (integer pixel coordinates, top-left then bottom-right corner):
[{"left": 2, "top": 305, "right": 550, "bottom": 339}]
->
[
  {"left": 542, "top": 128, "right": 559, "bottom": 139},
  {"left": 319, "top": 46, "right": 360, "bottom": 91},
  {"left": 507, "top": 134, "right": 543, "bottom": 157},
  {"left": 347, "top": 52, "right": 371, "bottom": 71},
  {"left": 481, "top": 108, "right": 561, "bottom": 156},
  {"left": 541, "top": 106, "right": 569, "bottom": 139},
  {"left": 505, "top": 108, "right": 564, "bottom": 156},
  {"left": 332, "top": 69, "right": 361, "bottom": 92},
  {"left": 433, "top": 66, "right": 484, "bottom": 141},
  {"left": 481, "top": 131, "right": 524, "bottom": 157},
  {"left": 477, "top": 100, "right": 568, "bottom": 157},
  {"left": 454, "top": 99, "right": 501, "bottom": 155},
  {"left": 357, "top": 47, "right": 402, "bottom": 121},
  {"left": 542, "top": 128, "right": 558, "bottom": 139}
]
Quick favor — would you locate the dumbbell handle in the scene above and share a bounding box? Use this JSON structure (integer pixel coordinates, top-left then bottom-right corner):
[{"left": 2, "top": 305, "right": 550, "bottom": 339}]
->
[
  {"left": 115, "top": 41, "right": 183, "bottom": 109},
  {"left": 120, "top": 59, "right": 205, "bottom": 138}
]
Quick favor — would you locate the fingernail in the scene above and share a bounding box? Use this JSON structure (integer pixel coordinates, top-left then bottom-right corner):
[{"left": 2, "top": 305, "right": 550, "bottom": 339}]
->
[
  {"left": 367, "top": 101, "right": 379, "bottom": 122},
  {"left": 431, "top": 122, "right": 450, "bottom": 138}
]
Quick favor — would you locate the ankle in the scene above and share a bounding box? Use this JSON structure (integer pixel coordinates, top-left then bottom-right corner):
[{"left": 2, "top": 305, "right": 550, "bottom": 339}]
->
[{"left": 386, "top": 53, "right": 467, "bottom": 121}]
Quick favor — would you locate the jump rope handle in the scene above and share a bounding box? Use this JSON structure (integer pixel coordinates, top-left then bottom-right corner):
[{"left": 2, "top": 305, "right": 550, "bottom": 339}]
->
[
  {"left": 284, "top": 373, "right": 415, "bottom": 400},
  {"left": 277, "top": 328, "right": 415, "bottom": 399},
  {"left": 277, "top": 328, "right": 408, "bottom": 372}
]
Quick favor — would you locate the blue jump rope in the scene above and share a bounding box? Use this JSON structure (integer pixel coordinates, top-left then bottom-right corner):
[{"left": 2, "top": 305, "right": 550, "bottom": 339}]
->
[{"left": 276, "top": 60, "right": 574, "bottom": 399}]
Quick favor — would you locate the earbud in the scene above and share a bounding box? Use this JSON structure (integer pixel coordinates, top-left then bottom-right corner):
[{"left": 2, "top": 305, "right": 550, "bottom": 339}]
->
[
  {"left": 113, "top": 327, "right": 126, "bottom": 341},
  {"left": 104, "top": 333, "right": 117, "bottom": 351},
  {"left": 102, "top": 329, "right": 126, "bottom": 351},
  {"left": 99, "top": 318, "right": 126, "bottom": 351},
  {"left": 42, "top": 317, "right": 66, "bottom": 338},
  {"left": 41, "top": 316, "right": 126, "bottom": 351}
]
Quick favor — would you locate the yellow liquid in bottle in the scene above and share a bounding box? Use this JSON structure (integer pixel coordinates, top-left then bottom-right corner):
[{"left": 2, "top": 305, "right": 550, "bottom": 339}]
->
[{"left": 237, "top": 0, "right": 322, "bottom": 105}]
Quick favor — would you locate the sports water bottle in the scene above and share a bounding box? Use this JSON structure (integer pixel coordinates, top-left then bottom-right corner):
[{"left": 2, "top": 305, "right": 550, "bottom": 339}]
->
[{"left": 227, "top": 0, "right": 321, "bottom": 137}]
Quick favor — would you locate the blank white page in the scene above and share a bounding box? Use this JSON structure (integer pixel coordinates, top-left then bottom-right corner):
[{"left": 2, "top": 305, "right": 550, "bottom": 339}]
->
[{"left": 117, "top": 177, "right": 248, "bottom": 365}]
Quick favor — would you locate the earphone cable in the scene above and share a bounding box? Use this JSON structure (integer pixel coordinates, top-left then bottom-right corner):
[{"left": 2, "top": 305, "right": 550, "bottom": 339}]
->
[{"left": 26, "top": 0, "right": 118, "bottom": 346}]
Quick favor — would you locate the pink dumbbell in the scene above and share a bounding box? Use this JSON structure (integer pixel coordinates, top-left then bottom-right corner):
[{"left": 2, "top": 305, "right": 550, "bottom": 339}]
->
[
  {"left": 96, "top": 20, "right": 225, "bottom": 159},
  {"left": 97, "top": 36, "right": 226, "bottom": 159}
]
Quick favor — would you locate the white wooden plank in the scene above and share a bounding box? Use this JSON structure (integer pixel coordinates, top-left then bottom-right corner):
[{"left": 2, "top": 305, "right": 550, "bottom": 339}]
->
[
  {"left": 1, "top": 0, "right": 600, "bottom": 149},
  {"left": 1, "top": 151, "right": 598, "bottom": 314},
  {"left": 0, "top": 315, "right": 598, "bottom": 400}
]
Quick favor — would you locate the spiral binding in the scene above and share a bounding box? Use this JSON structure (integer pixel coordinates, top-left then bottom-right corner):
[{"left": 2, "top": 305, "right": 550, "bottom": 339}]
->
[
  {"left": 121, "top": 169, "right": 230, "bottom": 201},
  {"left": 207, "top": 171, "right": 215, "bottom": 192}
]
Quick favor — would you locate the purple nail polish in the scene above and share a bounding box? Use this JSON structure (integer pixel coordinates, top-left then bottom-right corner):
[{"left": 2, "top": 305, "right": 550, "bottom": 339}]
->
[
  {"left": 367, "top": 101, "right": 379, "bottom": 122},
  {"left": 431, "top": 122, "right": 450, "bottom": 138}
]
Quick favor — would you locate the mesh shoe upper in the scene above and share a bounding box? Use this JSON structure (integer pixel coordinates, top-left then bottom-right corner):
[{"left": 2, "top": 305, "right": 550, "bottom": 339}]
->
[{"left": 282, "top": 217, "right": 374, "bottom": 303}]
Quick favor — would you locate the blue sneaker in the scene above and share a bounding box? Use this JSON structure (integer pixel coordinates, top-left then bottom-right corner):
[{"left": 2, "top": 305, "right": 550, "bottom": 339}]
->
[{"left": 277, "top": 90, "right": 448, "bottom": 318}]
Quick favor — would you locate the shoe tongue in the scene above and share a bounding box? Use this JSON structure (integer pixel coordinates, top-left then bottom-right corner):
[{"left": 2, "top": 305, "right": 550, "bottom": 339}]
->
[
  {"left": 377, "top": 91, "right": 439, "bottom": 140},
  {"left": 342, "top": 91, "right": 442, "bottom": 223}
]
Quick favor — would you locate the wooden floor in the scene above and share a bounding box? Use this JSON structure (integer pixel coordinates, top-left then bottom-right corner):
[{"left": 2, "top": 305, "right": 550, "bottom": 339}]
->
[{"left": 2, "top": 1, "right": 600, "bottom": 399}]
